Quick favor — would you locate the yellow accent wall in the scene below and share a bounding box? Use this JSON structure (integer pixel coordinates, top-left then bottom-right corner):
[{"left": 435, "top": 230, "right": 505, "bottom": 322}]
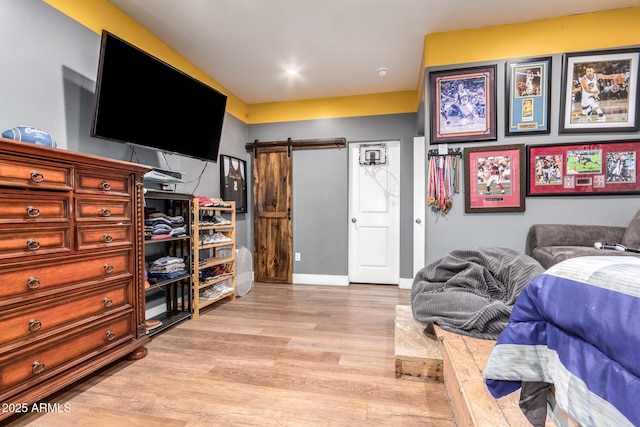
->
[
  {"left": 43, "top": 2, "right": 640, "bottom": 124},
  {"left": 418, "top": 7, "right": 640, "bottom": 105},
  {"left": 248, "top": 91, "right": 418, "bottom": 124}
]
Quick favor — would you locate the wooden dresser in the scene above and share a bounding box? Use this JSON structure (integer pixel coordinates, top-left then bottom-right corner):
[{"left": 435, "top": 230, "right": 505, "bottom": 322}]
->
[{"left": 0, "top": 137, "right": 150, "bottom": 419}]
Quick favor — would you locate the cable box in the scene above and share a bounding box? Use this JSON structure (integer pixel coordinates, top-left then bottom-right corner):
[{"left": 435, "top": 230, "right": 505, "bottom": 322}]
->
[{"left": 152, "top": 168, "right": 182, "bottom": 180}]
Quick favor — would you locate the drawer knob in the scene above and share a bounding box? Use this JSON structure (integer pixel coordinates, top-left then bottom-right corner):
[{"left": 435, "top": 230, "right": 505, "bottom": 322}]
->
[
  {"left": 104, "top": 264, "right": 115, "bottom": 274},
  {"left": 101, "top": 207, "right": 112, "bottom": 217},
  {"left": 26, "top": 276, "right": 41, "bottom": 290},
  {"left": 32, "top": 360, "right": 45, "bottom": 375},
  {"left": 106, "top": 330, "right": 116, "bottom": 341},
  {"left": 101, "top": 181, "right": 112, "bottom": 191},
  {"left": 28, "top": 319, "right": 42, "bottom": 333},
  {"left": 103, "top": 233, "right": 113, "bottom": 243},
  {"left": 26, "top": 206, "right": 41, "bottom": 218},
  {"left": 26, "top": 239, "right": 41, "bottom": 251},
  {"left": 103, "top": 297, "right": 113, "bottom": 308},
  {"left": 30, "top": 170, "right": 45, "bottom": 183}
]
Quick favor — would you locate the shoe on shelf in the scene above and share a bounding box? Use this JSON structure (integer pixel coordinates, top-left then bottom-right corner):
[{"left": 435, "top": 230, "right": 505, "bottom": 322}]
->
[
  {"left": 210, "top": 198, "right": 231, "bottom": 208},
  {"left": 195, "top": 196, "right": 214, "bottom": 207},
  {"left": 145, "top": 319, "right": 162, "bottom": 333},
  {"left": 212, "top": 232, "right": 232, "bottom": 243},
  {"left": 213, "top": 215, "right": 231, "bottom": 225}
]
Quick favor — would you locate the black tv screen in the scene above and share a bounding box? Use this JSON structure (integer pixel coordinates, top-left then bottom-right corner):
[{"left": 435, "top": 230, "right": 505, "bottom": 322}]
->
[{"left": 91, "top": 30, "right": 227, "bottom": 162}]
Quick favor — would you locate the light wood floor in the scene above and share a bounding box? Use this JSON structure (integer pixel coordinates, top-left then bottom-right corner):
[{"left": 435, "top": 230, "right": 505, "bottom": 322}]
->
[{"left": 6, "top": 283, "right": 454, "bottom": 427}]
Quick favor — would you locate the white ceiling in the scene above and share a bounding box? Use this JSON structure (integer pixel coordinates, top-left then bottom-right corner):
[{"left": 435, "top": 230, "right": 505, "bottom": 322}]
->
[{"left": 109, "top": 0, "right": 640, "bottom": 104}]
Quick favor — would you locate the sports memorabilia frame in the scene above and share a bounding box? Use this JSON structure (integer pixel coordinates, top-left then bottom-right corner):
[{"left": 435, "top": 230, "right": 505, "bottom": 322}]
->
[
  {"left": 430, "top": 65, "right": 497, "bottom": 144},
  {"left": 526, "top": 141, "right": 640, "bottom": 196},
  {"left": 463, "top": 144, "right": 525, "bottom": 213},
  {"left": 505, "top": 57, "right": 552, "bottom": 135},
  {"left": 559, "top": 48, "right": 640, "bottom": 133},
  {"left": 219, "top": 154, "right": 248, "bottom": 213}
]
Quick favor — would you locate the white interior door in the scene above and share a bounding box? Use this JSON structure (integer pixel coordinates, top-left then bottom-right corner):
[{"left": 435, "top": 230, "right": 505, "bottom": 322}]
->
[
  {"left": 413, "top": 136, "right": 425, "bottom": 278},
  {"left": 348, "top": 141, "right": 400, "bottom": 284}
]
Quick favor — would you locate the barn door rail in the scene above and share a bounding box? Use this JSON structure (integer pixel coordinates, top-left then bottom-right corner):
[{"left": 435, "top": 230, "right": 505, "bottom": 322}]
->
[{"left": 246, "top": 137, "right": 347, "bottom": 157}]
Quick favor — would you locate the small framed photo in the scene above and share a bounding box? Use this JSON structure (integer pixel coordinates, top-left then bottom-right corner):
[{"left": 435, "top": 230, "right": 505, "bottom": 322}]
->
[
  {"left": 464, "top": 144, "right": 526, "bottom": 213},
  {"left": 430, "top": 65, "right": 497, "bottom": 144},
  {"left": 219, "top": 154, "right": 248, "bottom": 213},
  {"left": 559, "top": 48, "right": 640, "bottom": 133},
  {"left": 527, "top": 141, "right": 640, "bottom": 196},
  {"left": 505, "top": 57, "right": 551, "bottom": 135}
]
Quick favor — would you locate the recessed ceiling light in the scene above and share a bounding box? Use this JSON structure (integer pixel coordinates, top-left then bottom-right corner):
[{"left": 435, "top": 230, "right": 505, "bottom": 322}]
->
[
  {"left": 377, "top": 67, "right": 389, "bottom": 77},
  {"left": 287, "top": 69, "right": 299, "bottom": 75}
]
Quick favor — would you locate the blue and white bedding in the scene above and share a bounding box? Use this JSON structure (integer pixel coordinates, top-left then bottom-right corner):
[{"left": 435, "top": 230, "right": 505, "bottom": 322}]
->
[{"left": 483, "top": 256, "right": 640, "bottom": 427}]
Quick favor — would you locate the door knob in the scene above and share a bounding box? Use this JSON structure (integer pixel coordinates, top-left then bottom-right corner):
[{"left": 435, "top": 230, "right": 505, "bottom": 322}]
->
[
  {"left": 415, "top": 218, "right": 422, "bottom": 224},
  {"left": 351, "top": 218, "right": 357, "bottom": 223}
]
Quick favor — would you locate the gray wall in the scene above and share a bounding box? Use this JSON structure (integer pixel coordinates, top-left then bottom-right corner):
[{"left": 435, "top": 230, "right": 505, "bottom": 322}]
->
[
  {"left": 422, "top": 59, "right": 640, "bottom": 263},
  {"left": 4, "top": 0, "right": 638, "bottom": 282},
  {"left": 0, "top": 0, "right": 250, "bottom": 247},
  {"left": 248, "top": 113, "right": 418, "bottom": 278}
]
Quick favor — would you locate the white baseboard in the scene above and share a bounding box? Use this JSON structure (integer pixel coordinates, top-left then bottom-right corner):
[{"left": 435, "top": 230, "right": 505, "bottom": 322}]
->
[
  {"left": 292, "top": 274, "right": 349, "bottom": 286},
  {"left": 398, "top": 278, "right": 413, "bottom": 290},
  {"left": 291, "top": 274, "right": 413, "bottom": 288}
]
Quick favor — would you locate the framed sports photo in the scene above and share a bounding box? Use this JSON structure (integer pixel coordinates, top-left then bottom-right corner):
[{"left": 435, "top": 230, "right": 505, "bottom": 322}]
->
[
  {"left": 463, "top": 144, "right": 525, "bottom": 213},
  {"left": 219, "top": 154, "right": 247, "bottom": 213},
  {"left": 559, "top": 48, "right": 640, "bottom": 133},
  {"left": 527, "top": 141, "right": 640, "bottom": 196},
  {"left": 505, "top": 57, "right": 551, "bottom": 135},
  {"left": 430, "top": 65, "right": 497, "bottom": 144}
]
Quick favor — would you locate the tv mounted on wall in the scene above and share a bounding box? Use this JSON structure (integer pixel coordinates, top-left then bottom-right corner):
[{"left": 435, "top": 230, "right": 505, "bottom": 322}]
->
[{"left": 91, "top": 30, "right": 227, "bottom": 163}]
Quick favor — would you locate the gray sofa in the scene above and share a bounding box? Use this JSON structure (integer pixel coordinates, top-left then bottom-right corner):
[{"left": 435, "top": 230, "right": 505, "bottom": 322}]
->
[{"left": 528, "top": 209, "right": 640, "bottom": 269}]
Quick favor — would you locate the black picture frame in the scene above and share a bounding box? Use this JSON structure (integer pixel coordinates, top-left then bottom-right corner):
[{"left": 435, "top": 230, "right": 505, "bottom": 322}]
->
[
  {"left": 505, "top": 56, "right": 552, "bottom": 135},
  {"left": 559, "top": 47, "right": 640, "bottom": 133},
  {"left": 219, "top": 154, "right": 247, "bottom": 213},
  {"left": 430, "top": 65, "right": 497, "bottom": 144},
  {"left": 527, "top": 141, "right": 640, "bottom": 196}
]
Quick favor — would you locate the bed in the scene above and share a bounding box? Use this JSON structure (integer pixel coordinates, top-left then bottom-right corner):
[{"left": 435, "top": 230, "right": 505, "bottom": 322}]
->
[{"left": 483, "top": 256, "right": 640, "bottom": 427}]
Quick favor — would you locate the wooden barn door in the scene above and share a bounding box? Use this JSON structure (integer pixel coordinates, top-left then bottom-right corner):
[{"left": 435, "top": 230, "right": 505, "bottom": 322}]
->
[{"left": 253, "top": 146, "right": 293, "bottom": 283}]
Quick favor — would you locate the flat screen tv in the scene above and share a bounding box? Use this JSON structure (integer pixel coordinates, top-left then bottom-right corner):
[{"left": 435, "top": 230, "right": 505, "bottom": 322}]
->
[{"left": 91, "top": 30, "right": 227, "bottom": 163}]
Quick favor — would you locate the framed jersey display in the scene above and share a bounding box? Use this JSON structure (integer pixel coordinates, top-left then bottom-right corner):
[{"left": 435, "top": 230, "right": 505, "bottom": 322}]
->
[
  {"left": 559, "top": 48, "right": 640, "bottom": 133},
  {"left": 505, "top": 56, "right": 551, "bottom": 135},
  {"left": 220, "top": 154, "right": 247, "bottom": 213},
  {"left": 429, "top": 65, "right": 497, "bottom": 144}
]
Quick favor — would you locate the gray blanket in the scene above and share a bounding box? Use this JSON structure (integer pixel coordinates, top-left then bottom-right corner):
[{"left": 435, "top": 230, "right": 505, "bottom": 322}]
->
[{"left": 411, "top": 247, "right": 544, "bottom": 340}]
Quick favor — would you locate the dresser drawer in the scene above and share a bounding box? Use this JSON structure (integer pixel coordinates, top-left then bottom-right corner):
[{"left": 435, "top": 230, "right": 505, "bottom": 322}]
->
[
  {"left": 76, "top": 224, "right": 132, "bottom": 250},
  {"left": 75, "top": 197, "right": 131, "bottom": 222},
  {"left": 0, "top": 191, "right": 70, "bottom": 224},
  {"left": 75, "top": 169, "right": 132, "bottom": 197},
  {"left": 0, "top": 312, "right": 133, "bottom": 392},
  {"left": 0, "top": 250, "right": 131, "bottom": 306},
  {"left": 0, "top": 156, "right": 72, "bottom": 191},
  {"left": 0, "top": 227, "right": 70, "bottom": 260},
  {"left": 0, "top": 280, "right": 131, "bottom": 349}
]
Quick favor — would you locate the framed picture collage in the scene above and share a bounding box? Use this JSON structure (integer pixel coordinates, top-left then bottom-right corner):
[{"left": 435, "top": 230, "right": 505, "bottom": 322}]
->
[{"left": 428, "top": 46, "right": 640, "bottom": 213}]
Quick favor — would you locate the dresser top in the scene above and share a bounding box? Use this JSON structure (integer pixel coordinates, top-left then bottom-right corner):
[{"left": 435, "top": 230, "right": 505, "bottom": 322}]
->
[{"left": 0, "top": 137, "right": 152, "bottom": 174}]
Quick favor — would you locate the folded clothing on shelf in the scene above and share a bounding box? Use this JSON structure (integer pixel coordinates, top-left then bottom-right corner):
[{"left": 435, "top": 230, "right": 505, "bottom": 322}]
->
[
  {"left": 147, "top": 256, "right": 188, "bottom": 283},
  {"left": 144, "top": 211, "right": 187, "bottom": 240}
]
